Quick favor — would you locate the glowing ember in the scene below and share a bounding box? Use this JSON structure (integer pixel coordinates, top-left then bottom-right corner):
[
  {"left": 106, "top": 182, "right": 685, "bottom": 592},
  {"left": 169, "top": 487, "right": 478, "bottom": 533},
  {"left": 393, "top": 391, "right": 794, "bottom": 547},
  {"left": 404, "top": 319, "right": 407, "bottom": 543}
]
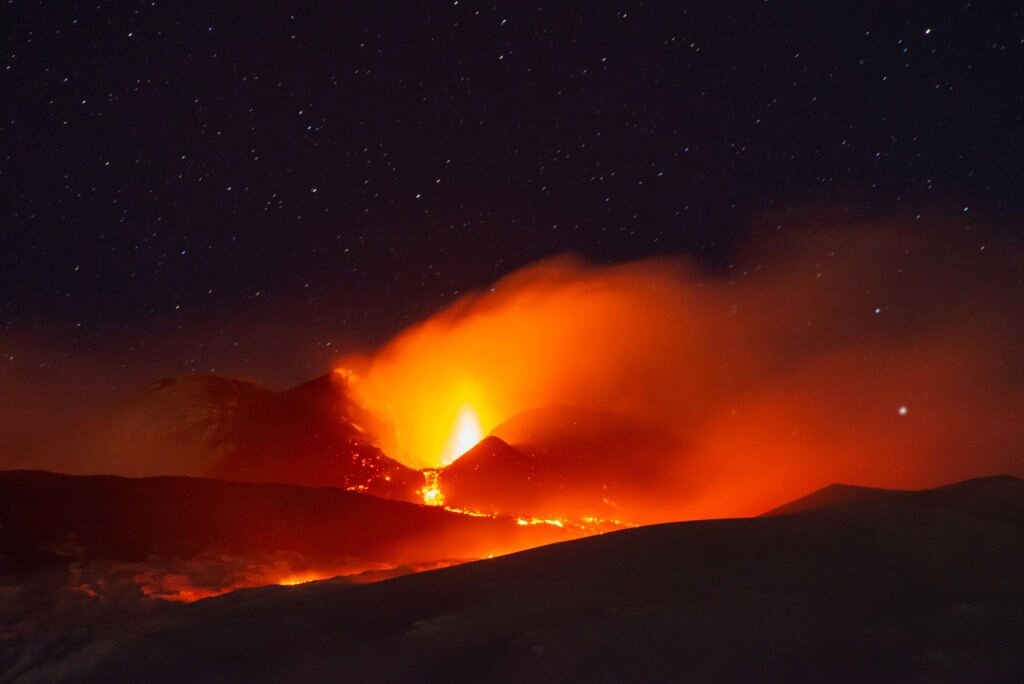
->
[
  {"left": 419, "top": 469, "right": 445, "bottom": 506},
  {"left": 516, "top": 516, "right": 565, "bottom": 528},
  {"left": 439, "top": 404, "right": 483, "bottom": 466},
  {"left": 277, "top": 574, "right": 321, "bottom": 586}
]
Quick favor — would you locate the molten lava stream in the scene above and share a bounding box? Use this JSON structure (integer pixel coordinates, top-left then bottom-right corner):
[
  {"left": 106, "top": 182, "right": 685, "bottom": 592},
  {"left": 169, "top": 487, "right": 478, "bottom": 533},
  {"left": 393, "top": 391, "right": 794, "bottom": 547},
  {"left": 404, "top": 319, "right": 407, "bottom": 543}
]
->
[{"left": 419, "top": 469, "right": 445, "bottom": 506}]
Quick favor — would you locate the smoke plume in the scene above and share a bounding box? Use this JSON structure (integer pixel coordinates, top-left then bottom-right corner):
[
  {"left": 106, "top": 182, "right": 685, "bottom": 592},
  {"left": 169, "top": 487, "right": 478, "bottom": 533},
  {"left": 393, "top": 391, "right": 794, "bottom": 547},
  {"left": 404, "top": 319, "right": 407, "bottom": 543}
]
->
[{"left": 346, "top": 218, "right": 1023, "bottom": 517}]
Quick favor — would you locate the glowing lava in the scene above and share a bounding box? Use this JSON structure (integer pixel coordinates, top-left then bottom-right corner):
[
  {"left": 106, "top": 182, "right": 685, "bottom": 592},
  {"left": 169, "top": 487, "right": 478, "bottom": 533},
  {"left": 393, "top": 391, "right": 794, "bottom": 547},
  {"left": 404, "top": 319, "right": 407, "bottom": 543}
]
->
[
  {"left": 417, "top": 405, "right": 480, "bottom": 506},
  {"left": 419, "top": 469, "right": 445, "bottom": 506},
  {"left": 439, "top": 404, "right": 484, "bottom": 466},
  {"left": 277, "top": 574, "right": 321, "bottom": 586}
]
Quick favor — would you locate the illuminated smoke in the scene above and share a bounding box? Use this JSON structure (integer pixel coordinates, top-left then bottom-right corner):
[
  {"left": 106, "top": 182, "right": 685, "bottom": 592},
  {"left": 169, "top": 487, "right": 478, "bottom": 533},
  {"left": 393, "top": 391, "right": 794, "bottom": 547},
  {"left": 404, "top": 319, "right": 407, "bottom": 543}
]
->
[
  {"left": 344, "top": 220, "right": 1024, "bottom": 519},
  {"left": 439, "top": 405, "right": 484, "bottom": 466},
  {"left": 3, "top": 215, "right": 1021, "bottom": 522}
]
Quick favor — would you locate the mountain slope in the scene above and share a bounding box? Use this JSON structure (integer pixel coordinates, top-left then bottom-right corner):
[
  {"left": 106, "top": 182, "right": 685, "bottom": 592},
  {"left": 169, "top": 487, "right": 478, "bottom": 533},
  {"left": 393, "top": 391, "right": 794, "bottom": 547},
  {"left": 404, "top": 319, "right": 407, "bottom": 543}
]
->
[
  {"left": 36, "top": 475, "right": 1024, "bottom": 682},
  {"left": 84, "top": 373, "right": 420, "bottom": 500}
]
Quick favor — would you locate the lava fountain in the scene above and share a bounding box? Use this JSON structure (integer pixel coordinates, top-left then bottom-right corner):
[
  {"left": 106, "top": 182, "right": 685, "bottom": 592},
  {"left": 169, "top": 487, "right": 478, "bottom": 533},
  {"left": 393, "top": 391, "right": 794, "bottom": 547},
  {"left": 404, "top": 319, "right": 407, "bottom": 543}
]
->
[
  {"left": 416, "top": 404, "right": 482, "bottom": 507},
  {"left": 439, "top": 404, "right": 483, "bottom": 466}
]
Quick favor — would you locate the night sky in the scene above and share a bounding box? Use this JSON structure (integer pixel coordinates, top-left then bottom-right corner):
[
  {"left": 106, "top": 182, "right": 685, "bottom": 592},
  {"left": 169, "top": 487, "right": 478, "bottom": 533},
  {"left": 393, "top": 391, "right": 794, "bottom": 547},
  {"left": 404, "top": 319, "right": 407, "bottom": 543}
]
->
[{"left": 3, "top": 2, "right": 1022, "bottom": 386}]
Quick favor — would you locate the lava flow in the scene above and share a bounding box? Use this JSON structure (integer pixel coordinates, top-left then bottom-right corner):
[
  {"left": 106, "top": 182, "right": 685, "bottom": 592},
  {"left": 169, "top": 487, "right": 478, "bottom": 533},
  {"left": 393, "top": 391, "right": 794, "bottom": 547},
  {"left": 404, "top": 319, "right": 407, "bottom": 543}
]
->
[
  {"left": 418, "top": 468, "right": 445, "bottom": 506},
  {"left": 413, "top": 414, "right": 630, "bottom": 534}
]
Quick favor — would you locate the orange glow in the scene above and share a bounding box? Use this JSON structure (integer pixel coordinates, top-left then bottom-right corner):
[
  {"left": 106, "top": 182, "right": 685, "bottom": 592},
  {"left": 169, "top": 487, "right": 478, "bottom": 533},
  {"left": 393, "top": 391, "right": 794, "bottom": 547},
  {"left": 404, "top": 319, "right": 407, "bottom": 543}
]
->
[
  {"left": 418, "top": 469, "right": 445, "bottom": 506},
  {"left": 1, "top": 218, "right": 1020, "bottom": 535},
  {"left": 340, "top": 256, "right": 695, "bottom": 470},
  {"left": 346, "top": 370, "right": 498, "bottom": 471},
  {"left": 439, "top": 404, "right": 484, "bottom": 465},
  {"left": 336, "top": 231, "right": 1024, "bottom": 524},
  {"left": 129, "top": 561, "right": 476, "bottom": 602},
  {"left": 277, "top": 574, "right": 323, "bottom": 586},
  {"left": 516, "top": 516, "right": 564, "bottom": 528}
]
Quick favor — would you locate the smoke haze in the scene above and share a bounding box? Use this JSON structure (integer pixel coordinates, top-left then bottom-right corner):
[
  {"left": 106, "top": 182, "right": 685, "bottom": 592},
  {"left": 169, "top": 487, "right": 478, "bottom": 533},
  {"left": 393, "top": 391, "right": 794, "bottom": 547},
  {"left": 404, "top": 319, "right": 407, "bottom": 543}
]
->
[
  {"left": 347, "top": 218, "right": 1023, "bottom": 516},
  {"left": 3, "top": 214, "right": 1022, "bottom": 518}
]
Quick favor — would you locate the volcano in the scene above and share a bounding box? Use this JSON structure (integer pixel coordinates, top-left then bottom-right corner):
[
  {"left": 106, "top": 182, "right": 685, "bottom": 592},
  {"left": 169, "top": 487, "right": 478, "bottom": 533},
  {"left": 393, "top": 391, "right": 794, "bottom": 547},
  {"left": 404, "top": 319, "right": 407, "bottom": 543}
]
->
[
  {"left": 82, "top": 373, "right": 420, "bottom": 501},
  {"left": 68, "top": 375, "right": 691, "bottom": 526}
]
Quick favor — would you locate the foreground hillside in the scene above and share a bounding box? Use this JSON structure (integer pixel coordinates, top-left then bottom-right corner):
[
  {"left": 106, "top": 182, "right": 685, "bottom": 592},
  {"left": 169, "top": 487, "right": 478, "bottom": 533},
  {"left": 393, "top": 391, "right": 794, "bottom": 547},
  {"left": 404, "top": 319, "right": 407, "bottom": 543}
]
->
[
  {"left": 15, "top": 476, "right": 1023, "bottom": 682},
  {"left": 0, "top": 470, "right": 573, "bottom": 600}
]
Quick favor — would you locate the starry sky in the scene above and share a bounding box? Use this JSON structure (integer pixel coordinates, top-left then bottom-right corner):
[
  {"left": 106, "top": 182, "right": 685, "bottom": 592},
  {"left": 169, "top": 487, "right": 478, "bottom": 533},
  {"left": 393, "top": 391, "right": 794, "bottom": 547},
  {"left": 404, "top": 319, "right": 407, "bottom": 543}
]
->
[{"left": 2, "top": 2, "right": 1022, "bottom": 387}]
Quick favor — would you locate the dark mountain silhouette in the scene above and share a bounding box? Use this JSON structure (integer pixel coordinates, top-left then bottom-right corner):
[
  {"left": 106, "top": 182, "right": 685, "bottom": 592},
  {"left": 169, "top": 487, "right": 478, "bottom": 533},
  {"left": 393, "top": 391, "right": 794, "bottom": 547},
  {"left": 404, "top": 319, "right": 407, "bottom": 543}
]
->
[
  {"left": 22, "top": 475, "right": 1022, "bottom": 682},
  {"left": 83, "top": 373, "right": 420, "bottom": 501},
  {"left": 765, "top": 475, "right": 1024, "bottom": 525}
]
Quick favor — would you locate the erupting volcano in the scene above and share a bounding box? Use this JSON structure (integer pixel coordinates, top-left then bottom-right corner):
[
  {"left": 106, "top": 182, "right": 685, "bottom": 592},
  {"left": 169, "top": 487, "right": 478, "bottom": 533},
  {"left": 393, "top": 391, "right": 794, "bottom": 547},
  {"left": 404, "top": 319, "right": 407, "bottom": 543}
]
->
[
  {"left": 4, "top": 240, "right": 1023, "bottom": 681},
  {"left": 5, "top": 3, "right": 1024, "bottom": 675}
]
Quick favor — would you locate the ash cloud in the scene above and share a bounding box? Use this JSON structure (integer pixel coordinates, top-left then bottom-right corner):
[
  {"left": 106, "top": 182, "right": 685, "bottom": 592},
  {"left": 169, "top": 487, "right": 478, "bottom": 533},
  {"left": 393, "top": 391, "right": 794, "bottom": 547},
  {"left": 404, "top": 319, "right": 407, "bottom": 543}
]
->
[{"left": 350, "top": 216, "right": 1024, "bottom": 517}]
